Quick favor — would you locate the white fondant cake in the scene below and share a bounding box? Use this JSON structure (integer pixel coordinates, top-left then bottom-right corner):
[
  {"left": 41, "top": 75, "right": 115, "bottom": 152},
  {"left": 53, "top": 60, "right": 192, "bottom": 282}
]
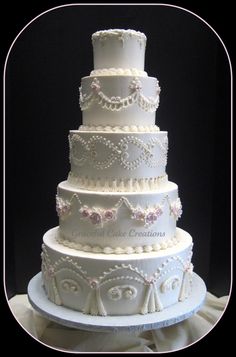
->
[{"left": 41, "top": 29, "right": 195, "bottom": 317}]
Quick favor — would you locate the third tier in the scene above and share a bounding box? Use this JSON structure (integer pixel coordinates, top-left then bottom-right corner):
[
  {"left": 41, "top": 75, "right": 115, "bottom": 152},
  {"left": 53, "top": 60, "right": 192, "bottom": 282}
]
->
[{"left": 68, "top": 130, "right": 168, "bottom": 192}]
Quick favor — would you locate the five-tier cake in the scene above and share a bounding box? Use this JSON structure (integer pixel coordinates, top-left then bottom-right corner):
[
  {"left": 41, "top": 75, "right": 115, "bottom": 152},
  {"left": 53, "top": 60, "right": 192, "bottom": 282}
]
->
[{"left": 41, "top": 29, "right": 194, "bottom": 317}]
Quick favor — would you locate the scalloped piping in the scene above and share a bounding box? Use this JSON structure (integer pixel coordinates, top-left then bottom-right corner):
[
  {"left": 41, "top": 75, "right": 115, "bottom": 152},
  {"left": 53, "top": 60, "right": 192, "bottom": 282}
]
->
[
  {"left": 67, "top": 173, "right": 168, "bottom": 192},
  {"left": 56, "top": 235, "right": 181, "bottom": 254},
  {"left": 78, "top": 124, "right": 160, "bottom": 132}
]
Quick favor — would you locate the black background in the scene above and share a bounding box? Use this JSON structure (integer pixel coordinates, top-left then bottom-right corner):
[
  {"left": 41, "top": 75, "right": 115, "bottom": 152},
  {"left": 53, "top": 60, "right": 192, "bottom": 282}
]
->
[{"left": 3, "top": 2, "right": 232, "bottom": 354}]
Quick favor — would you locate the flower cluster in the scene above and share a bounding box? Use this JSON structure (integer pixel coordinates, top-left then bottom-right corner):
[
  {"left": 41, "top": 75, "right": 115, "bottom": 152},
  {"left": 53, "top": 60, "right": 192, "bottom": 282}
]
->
[
  {"left": 56, "top": 196, "right": 71, "bottom": 220},
  {"left": 131, "top": 205, "right": 163, "bottom": 227},
  {"left": 156, "top": 81, "right": 161, "bottom": 95},
  {"left": 90, "top": 77, "right": 101, "bottom": 92},
  {"left": 185, "top": 263, "right": 193, "bottom": 274},
  {"left": 79, "top": 206, "right": 117, "bottom": 227},
  {"left": 44, "top": 265, "right": 55, "bottom": 279},
  {"left": 88, "top": 278, "right": 99, "bottom": 289},
  {"left": 129, "top": 77, "right": 142, "bottom": 91},
  {"left": 145, "top": 278, "right": 156, "bottom": 285},
  {"left": 170, "top": 198, "right": 183, "bottom": 220}
]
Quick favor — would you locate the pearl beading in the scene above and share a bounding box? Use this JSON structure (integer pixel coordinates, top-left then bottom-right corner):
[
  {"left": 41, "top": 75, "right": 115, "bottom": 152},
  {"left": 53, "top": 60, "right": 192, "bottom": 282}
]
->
[
  {"left": 78, "top": 124, "right": 160, "bottom": 132},
  {"left": 69, "top": 134, "right": 168, "bottom": 171},
  {"left": 56, "top": 234, "right": 181, "bottom": 254}
]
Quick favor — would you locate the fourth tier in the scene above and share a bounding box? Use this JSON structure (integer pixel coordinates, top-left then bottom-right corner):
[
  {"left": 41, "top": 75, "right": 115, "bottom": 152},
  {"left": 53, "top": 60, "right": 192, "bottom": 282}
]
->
[
  {"left": 68, "top": 131, "right": 168, "bottom": 192},
  {"left": 56, "top": 181, "right": 183, "bottom": 254}
]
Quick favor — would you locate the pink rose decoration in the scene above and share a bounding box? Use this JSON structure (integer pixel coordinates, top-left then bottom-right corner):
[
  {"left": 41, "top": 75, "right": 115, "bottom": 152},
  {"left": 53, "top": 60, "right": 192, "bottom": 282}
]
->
[
  {"left": 90, "top": 212, "right": 102, "bottom": 225},
  {"left": 132, "top": 210, "right": 145, "bottom": 221},
  {"left": 104, "top": 210, "right": 115, "bottom": 221},
  {"left": 145, "top": 212, "right": 158, "bottom": 225}
]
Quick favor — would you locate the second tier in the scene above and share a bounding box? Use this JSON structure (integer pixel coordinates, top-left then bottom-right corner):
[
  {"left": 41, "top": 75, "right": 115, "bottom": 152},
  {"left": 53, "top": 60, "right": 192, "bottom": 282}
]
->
[
  {"left": 56, "top": 181, "right": 183, "bottom": 254},
  {"left": 80, "top": 76, "right": 160, "bottom": 127},
  {"left": 68, "top": 130, "right": 168, "bottom": 192}
]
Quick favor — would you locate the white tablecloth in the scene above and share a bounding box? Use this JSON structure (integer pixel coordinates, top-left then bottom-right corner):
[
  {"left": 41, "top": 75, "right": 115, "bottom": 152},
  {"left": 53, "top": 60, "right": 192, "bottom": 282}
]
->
[{"left": 8, "top": 293, "right": 228, "bottom": 352}]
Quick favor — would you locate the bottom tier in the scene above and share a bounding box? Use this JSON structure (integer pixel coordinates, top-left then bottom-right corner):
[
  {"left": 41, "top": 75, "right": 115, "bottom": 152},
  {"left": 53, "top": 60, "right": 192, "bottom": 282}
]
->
[{"left": 42, "top": 227, "right": 193, "bottom": 316}]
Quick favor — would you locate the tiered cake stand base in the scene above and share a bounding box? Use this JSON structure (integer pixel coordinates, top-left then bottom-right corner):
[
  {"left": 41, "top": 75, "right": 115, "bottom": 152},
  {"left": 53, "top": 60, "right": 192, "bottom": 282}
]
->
[{"left": 28, "top": 272, "right": 206, "bottom": 332}]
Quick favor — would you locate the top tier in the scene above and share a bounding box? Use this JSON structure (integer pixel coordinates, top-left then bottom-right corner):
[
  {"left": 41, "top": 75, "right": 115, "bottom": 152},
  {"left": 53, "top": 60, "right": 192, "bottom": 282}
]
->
[{"left": 92, "top": 29, "right": 147, "bottom": 71}]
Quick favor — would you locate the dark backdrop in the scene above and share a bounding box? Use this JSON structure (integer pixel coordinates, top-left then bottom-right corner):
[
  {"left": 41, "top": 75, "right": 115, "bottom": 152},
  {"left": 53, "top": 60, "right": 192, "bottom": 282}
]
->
[{"left": 5, "top": 4, "right": 231, "bottom": 302}]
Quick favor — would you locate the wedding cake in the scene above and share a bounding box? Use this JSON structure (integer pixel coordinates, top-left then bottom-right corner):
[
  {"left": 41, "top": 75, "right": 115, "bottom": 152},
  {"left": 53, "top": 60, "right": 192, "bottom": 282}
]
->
[{"left": 41, "top": 29, "right": 194, "bottom": 316}]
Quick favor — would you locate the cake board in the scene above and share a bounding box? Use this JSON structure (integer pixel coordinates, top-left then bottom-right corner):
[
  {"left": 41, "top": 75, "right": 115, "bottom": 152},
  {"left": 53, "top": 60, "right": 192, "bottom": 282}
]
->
[{"left": 28, "top": 272, "right": 206, "bottom": 333}]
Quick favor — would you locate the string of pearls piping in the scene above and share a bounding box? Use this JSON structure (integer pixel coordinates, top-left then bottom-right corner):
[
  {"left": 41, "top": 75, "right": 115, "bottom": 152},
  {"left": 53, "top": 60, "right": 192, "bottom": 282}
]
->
[
  {"left": 69, "top": 134, "right": 168, "bottom": 170},
  {"left": 79, "top": 77, "right": 160, "bottom": 113},
  {"left": 42, "top": 243, "right": 190, "bottom": 285},
  {"left": 56, "top": 235, "right": 181, "bottom": 254},
  {"left": 78, "top": 124, "right": 160, "bottom": 132}
]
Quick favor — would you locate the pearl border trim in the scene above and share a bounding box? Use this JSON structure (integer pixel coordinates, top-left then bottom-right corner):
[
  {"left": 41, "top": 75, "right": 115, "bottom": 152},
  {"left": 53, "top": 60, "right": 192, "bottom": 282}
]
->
[
  {"left": 78, "top": 124, "right": 160, "bottom": 132},
  {"left": 56, "top": 234, "right": 181, "bottom": 254}
]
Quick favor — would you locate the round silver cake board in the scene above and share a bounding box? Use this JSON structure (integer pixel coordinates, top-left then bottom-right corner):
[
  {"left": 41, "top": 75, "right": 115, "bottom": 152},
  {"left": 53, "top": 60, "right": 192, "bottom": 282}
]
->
[{"left": 28, "top": 272, "right": 206, "bottom": 332}]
